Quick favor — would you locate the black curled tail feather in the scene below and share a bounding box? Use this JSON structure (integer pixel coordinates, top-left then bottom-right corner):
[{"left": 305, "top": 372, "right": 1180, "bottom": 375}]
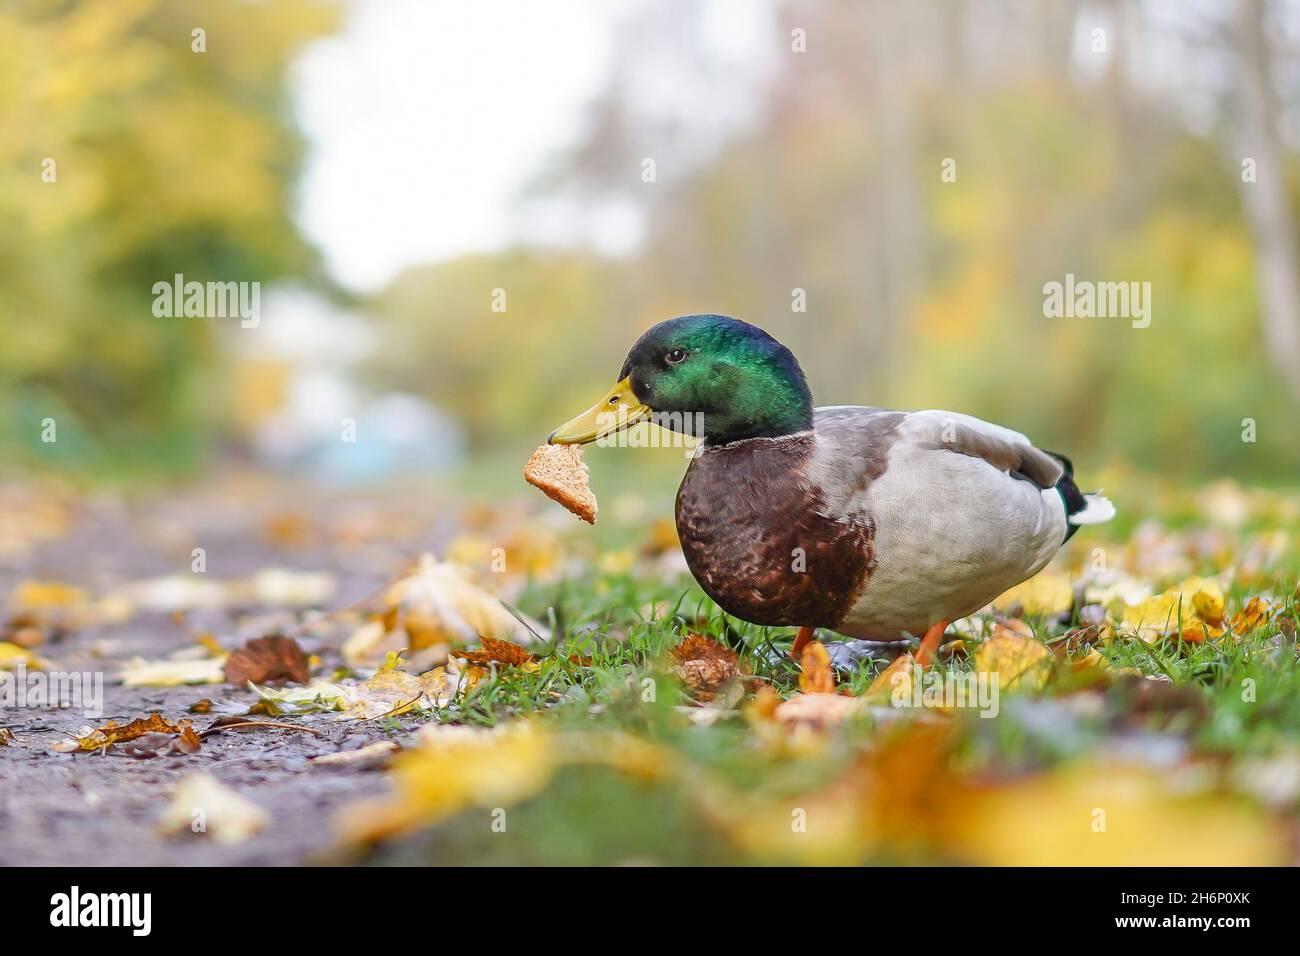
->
[{"left": 1043, "top": 450, "right": 1087, "bottom": 541}]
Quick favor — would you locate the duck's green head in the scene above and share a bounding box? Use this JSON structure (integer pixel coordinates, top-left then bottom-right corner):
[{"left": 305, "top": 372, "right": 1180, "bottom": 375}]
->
[{"left": 549, "top": 314, "right": 813, "bottom": 447}]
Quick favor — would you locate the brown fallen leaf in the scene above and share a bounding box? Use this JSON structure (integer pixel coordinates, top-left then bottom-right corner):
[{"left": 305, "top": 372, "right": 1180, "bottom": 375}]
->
[
  {"left": 0, "top": 728, "right": 17, "bottom": 746},
  {"left": 453, "top": 636, "right": 538, "bottom": 667},
  {"left": 1050, "top": 625, "right": 1103, "bottom": 657},
  {"left": 671, "top": 634, "right": 738, "bottom": 701},
  {"left": 3, "top": 612, "right": 47, "bottom": 649},
  {"left": 1230, "top": 596, "right": 1277, "bottom": 635},
  {"left": 798, "top": 640, "right": 836, "bottom": 695},
  {"left": 54, "top": 713, "right": 198, "bottom": 753},
  {"left": 224, "top": 634, "right": 310, "bottom": 686},
  {"left": 121, "top": 724, "right": 202, "bottom": 758}
]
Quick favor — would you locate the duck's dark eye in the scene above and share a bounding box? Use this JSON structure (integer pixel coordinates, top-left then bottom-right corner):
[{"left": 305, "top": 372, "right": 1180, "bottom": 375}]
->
[{"left": 666, "top": 348, "right": 687, "bottom": 365}]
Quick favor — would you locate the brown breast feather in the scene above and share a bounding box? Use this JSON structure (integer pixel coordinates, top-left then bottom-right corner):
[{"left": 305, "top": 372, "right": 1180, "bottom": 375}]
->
[{"left": 674, "top": 413, "right": 899, "bottom": 629}]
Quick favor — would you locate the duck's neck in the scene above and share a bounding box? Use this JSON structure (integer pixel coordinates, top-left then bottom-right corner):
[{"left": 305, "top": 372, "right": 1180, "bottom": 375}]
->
[{"left": 701, "top": 366, "right": 814, "bottom": 446}]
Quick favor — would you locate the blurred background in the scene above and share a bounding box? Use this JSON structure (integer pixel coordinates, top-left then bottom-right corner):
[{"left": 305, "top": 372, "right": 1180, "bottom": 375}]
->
[
  {"left": 3, "top": 0, "right": 1299, "bottom": 492},
  {"left": 3, "top": 0, "right": 1300, "bottom": 870}
]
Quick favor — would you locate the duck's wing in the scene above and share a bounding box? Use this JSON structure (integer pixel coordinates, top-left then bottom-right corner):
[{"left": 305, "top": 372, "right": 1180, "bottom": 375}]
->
[
  {"left": 895, "top": 409, "right": 1063, "bottom": 487},
  {"left": 900, "top": 409, "right": 1115, "bottom": 527},
  {"left": 811, "top": 406, "right": 1113, "bottom": 529}
]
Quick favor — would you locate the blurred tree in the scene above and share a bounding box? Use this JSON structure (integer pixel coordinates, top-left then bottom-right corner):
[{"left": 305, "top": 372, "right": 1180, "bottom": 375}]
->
[
  {"left": 0, "top": 0, "right": 336, "bottom": 473},
  {"left": 480, "top": 0, "right": 1300, "bottom": 479},
  {"left": 1230, "top": 0, "right": 1300, "bottom": 402},
  {"left": 365, "top": 251, "right": 633, "bottom": 450}
]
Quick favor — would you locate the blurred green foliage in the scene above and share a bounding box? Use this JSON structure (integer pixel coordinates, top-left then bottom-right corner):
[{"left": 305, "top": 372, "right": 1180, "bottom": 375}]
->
[
  {"left": 369, "top": 81, "right": 1300, "bottom": 480},
  {"left": 0, "top": 0, "right": 335, "bottom": 474},
  {"left": 365, "top": 3, "right": 1300, "bottom": 482},
  {"left": 3, "top": 0, "right": 1298, "bottom": 484}
]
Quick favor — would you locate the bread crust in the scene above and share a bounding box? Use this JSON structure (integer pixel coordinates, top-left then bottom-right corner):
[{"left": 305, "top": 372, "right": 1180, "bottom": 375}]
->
[{"left": 523, "top": 444, "right": 598, "bottom": 524}]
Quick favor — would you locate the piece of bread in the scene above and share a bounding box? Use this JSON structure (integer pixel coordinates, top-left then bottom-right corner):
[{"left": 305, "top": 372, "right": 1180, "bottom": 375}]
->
[{"left": 523, "top": 444, "right": 598, "bottom": 524}]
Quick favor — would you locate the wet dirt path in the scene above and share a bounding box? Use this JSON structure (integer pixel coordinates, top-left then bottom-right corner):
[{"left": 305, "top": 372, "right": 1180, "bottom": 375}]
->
[{"left": 0, "top": 479, "right": 462, "bottom": 866}]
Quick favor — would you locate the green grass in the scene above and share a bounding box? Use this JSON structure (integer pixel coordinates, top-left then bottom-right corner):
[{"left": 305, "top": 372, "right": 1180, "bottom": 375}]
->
[{"left": 356, "top": 553, "right": 1298, "bottom": 865}]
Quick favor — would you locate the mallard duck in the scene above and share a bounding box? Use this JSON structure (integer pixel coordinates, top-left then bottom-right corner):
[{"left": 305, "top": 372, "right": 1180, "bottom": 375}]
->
[{"left": 549, "top": 314, "right": 1113, "bottom": 663}]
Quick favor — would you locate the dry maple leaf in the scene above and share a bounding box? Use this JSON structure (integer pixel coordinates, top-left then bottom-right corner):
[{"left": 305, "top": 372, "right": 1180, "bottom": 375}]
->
[
  {"left": 798, "top": 640, "right": 836, "bottom": 694},
  {"left": 671, "top": 634, "right": 738, "bottom": 701},
  {"left": 120, "top": 724, "right": 202, "bottom": 758},
  {"left": 55, "top": 712, "right": 197, "bottom": 753},
  {"left": 224, "top": 634, "right": 310, "bottom": 686},
  {"left": 452, "top": 636, "right": 538, "bottom": 666},
  {"left": 1231, "top": 596, "right": 1277, "bottom": 635}
]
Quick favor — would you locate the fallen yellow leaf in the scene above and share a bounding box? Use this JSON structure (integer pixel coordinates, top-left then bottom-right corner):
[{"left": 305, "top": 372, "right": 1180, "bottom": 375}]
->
[
  {"left": 1230, "top": 596, "right": 1277, "bottom": 635},
  {"left": 119, "top": 656, "right": 226, "bottom": 687},
  {"left": 157, "top": 773, "right": 269, "bottom": 844},
  {"left": 953, "top": 763, "right": 1283, "bottom": 866},
  {"left": 337, "top": 722, "right": 555, "bottom": 844},
  {"left": 973, "top": 633, "right": 1052, "bottom": 692},
  {"left": 345, "top": 555, "right": 546, "bottom": 665},
  {"left": 1119, "top": 577, "right": 1225, "bottom": 641},
  {"left": 992, "top": 571, "right": 1073, "bottom": 616},
  {"left": 798, "top": 640, "right": 836, "bottom": 694}
]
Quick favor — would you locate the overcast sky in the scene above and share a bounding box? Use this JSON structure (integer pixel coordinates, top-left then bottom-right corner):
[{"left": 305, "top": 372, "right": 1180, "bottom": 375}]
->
[
  {"left": 290, "top": 0, "right": 776, "bottom": 293},
  {"left": 290, "top": 0, "right": 627, "bottom": 292}
]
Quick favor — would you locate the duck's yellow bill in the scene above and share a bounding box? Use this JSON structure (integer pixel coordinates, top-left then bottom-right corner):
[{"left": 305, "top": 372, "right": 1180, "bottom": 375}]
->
[{"left": 548, "top": 377, "right": 650, "bottom": 445}]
